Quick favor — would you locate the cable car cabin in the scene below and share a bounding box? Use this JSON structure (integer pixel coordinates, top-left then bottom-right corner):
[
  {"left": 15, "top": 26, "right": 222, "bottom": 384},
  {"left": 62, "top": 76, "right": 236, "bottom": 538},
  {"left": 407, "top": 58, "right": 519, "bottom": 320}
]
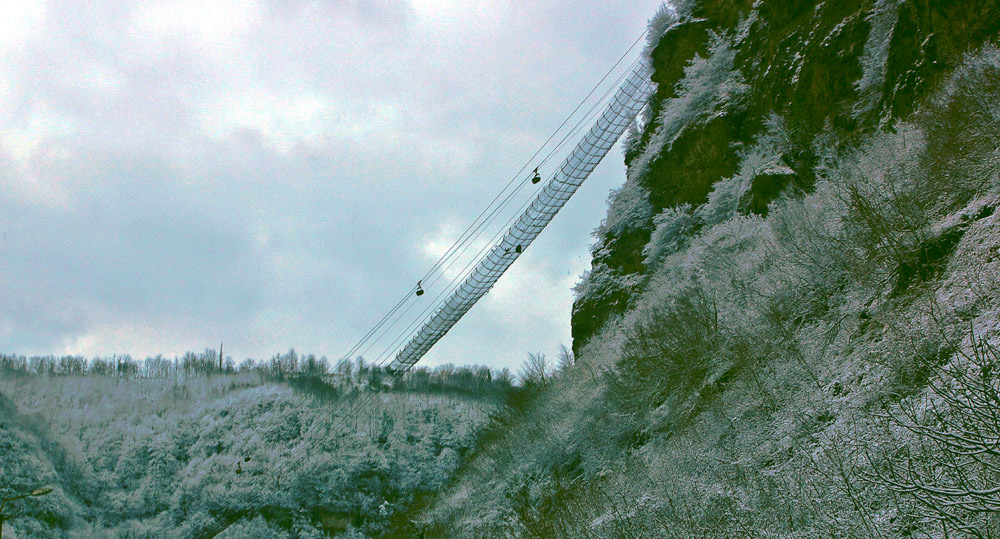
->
[
  {"left": 416, "top": 281, "right": 424, "bottom": 296},
  {"left": 531, "top": 169, "right": 541, "bottom": 184},
  {"left": 504, "top": 245, "right": 524, "bottom": 256}
]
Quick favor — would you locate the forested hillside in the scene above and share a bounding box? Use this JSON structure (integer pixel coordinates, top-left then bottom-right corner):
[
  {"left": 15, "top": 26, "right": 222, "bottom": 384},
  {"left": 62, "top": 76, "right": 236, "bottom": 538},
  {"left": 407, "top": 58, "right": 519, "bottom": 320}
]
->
[
  {"left": 407, "top": 1, "right": 1000, "bottom": 537},
  {"left": 0, "top": 352, "right": 510, "bottom": 537},
  {"left": 5, "top": 1, "right": 1000, "bottom": 537}
]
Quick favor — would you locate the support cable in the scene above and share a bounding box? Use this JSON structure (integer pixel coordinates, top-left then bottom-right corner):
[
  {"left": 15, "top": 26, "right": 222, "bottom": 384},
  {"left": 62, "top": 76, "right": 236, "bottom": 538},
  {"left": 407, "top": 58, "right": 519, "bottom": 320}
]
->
[{"left": 205, "top": 29, "right": 655, "bottom": 539}]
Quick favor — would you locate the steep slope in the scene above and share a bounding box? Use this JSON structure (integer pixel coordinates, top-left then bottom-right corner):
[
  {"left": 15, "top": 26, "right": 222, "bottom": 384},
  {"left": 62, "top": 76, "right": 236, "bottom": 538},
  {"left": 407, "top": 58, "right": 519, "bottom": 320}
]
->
[{"left": 408, "top": 1, "right": 1000, "bottom": 537}]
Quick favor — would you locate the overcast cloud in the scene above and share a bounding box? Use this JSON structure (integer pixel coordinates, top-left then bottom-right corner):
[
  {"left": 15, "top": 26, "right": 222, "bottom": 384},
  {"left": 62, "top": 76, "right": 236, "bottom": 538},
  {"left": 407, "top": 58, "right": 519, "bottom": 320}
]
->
[{"left": 0, "top": 0, "right": 664, "bottom": 371}]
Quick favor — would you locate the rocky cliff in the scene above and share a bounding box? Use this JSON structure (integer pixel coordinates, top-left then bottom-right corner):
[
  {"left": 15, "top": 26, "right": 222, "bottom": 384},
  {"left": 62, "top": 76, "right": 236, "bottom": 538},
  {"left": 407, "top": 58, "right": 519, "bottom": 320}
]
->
[{"left": 573, "top": 0, "right": 1000, "bottom": 353}]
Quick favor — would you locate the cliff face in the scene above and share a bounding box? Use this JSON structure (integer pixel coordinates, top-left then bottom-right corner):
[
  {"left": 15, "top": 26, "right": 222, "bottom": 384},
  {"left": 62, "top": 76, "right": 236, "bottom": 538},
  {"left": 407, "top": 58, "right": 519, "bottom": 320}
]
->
[{"left": 573, "top": 0, "right": 1000, "bottom": 353}]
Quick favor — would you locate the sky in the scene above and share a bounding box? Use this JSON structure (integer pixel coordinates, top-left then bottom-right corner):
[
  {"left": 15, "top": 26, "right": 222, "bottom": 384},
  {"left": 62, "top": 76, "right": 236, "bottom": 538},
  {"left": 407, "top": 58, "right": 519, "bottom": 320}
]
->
[{"left": 0, "top": 0, "right": 665, "bottom": 372}]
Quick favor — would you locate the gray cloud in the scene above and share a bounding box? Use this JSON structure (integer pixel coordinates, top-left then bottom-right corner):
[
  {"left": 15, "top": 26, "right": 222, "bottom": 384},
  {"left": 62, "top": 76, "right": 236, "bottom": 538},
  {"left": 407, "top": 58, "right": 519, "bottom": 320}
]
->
[{"left": 0, "top": 0, "right": 664, "bottom": 370}]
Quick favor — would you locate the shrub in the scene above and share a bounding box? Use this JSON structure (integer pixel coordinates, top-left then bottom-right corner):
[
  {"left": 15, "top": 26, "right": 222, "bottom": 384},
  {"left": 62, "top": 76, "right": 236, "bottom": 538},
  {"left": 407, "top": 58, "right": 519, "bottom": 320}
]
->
[
  {"left": 517, "top": 352, "right": 549, "bottom": 388},
  {"left": 920, "top": 44, "right": 1000, "bottom": 208},
  {"left": 605, "top": 286, "right": 721, "bottom": 418},
  {"left": 853, "top": 0, "right": 903, "bottom": 124},
  {"left": 642, "top": 203, "right": 696, "bottom": 268},
  {"left": 697, "top": 113, "right": 795, "bottom": 226},
  {"left": 599, "top": 181, "right": 654, "bottom": 239},
  {"left": 831, "top": 125, "right": 933, "bottom": 282},
  {"left": 865, "top": 331, "right": 1000, "bottom": 536},
  {"left": 766, "top": 183, "right": 855, "bottom": 321},
  {"left": 627, "top": 29, "right": 749, "bottom": 181}
]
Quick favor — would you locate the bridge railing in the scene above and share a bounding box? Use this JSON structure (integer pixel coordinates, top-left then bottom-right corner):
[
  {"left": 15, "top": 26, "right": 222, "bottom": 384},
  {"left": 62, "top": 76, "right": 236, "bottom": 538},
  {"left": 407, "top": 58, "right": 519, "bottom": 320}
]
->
[{"left": 388, "top": 59, "right": 656, "bottom": 374}]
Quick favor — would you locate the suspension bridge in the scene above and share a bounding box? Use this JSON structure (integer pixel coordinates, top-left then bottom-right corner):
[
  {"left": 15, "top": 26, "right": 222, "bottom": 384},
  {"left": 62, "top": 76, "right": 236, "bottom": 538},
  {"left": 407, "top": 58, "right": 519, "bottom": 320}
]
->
[
  {"left": 204, "top": 27, "right": 659, "bottom": 538},
  {"left": 387, "top": 61, "right": 654, "bottom": 374}
]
